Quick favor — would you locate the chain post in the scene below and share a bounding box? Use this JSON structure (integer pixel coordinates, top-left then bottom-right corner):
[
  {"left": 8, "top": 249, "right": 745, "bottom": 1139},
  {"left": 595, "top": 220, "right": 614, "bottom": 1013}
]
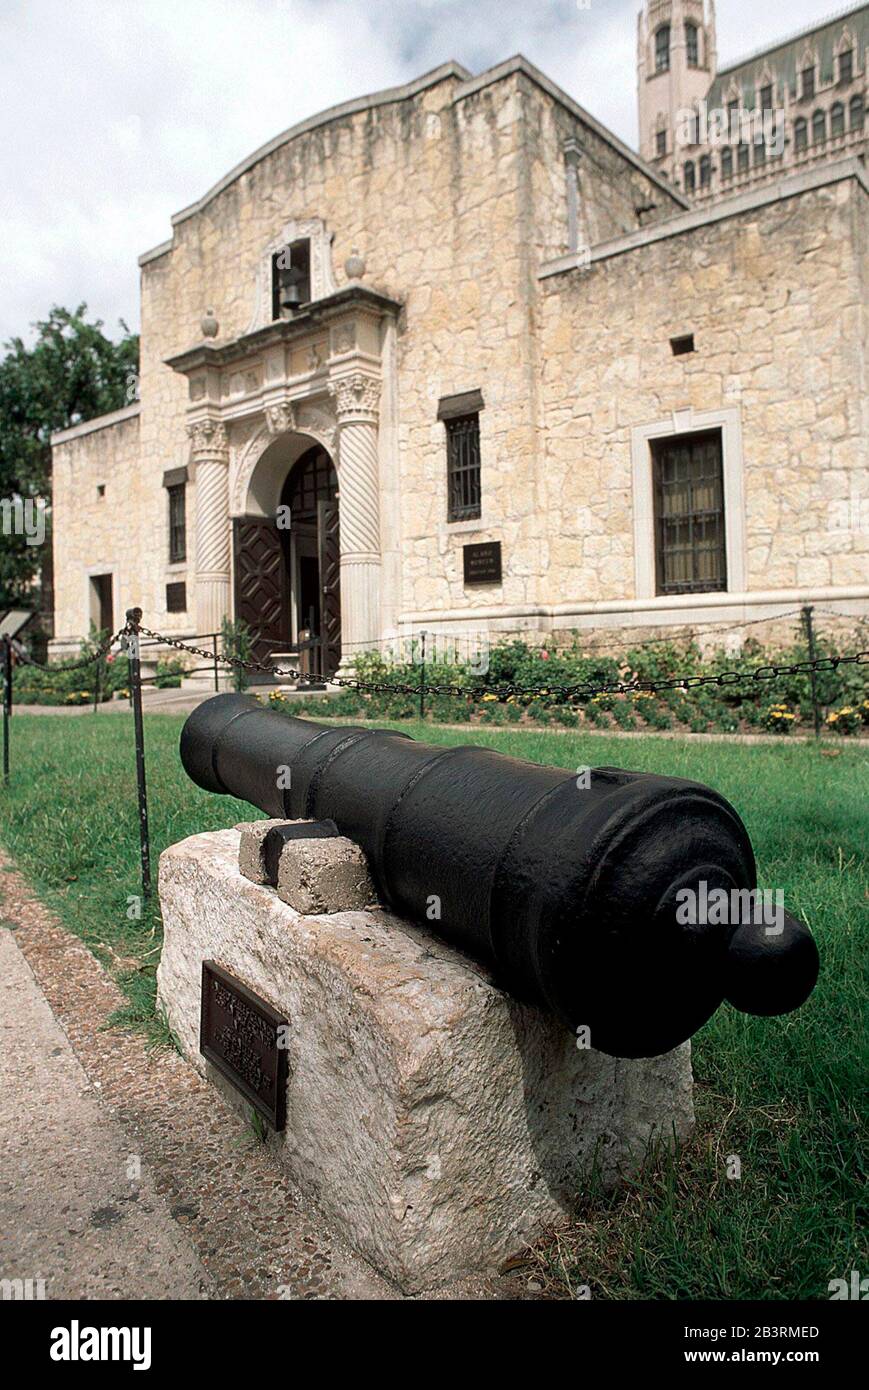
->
[
  {"left": 2, "top": 635, "right": 12, "bottom": 786},
  {"left": 125, "top": 608, "right": 152, "bottom": 898},
  {"left": 801, "top": 605, "right": 822, "bottom": 741},
  {"left": 92, "top": 648, "right": 101, "bottom": 714}
]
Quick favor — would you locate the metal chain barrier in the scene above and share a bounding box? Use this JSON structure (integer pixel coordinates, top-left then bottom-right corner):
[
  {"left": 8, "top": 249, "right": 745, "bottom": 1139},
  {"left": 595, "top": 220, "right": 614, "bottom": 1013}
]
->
[
  {"left": 127, "top": 619, "right": 868, "bottom": 707},
  {"left": 16, "top": 627, "right": 128, "bottom": 674}
]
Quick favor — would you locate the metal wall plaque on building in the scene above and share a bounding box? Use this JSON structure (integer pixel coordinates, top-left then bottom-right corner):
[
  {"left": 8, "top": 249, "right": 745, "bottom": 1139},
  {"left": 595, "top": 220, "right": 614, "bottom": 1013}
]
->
[
  {"left": 200, "top": 961, "right": 288, "bottom": 1130},
  {"left": 463, "top": 541, "right": 502, "bottom": 585}
]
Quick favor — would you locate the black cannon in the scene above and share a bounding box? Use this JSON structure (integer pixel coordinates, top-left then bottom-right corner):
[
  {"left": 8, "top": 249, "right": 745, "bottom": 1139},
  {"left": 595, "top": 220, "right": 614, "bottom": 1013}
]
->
[{"left": 180, "top": 693, "right": 819, "bottom": 1058}]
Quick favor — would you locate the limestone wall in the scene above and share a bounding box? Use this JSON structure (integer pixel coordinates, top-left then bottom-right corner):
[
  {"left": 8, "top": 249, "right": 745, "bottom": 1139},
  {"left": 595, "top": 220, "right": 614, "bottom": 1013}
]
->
[
  {"left": 536, "top": 173, "right": 868, "bottom": 610},
  {"left": 51, "top": 408, "right": 141, "bottom": 644}
]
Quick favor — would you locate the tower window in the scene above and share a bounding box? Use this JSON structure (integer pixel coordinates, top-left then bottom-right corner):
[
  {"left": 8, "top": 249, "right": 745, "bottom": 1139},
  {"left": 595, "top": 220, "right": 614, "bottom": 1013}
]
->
[
  {"left": 737, "top": 143, "right": 750, "bottom": 172},
  {"left": 831, "top": 102, "right": 845, "bottom": 137},
  {"left": 721, "top": 146, "right": 733, "bottom": 178},
  {"left": 271, "top": 239, "right": 311, "bottom": 319},
  {"left": 812, "top": 109, "right": 826, "bottom": 144},
  {"left": 699, "top": 154, "right": 711, "bottom": 187},
  {"left": 683, "top": 160, "right": 695, "bottom": 192},
  {"left": 759, "top": 84, "right": 773, "bottom": 113},
  {"left": 801, "top": 66, "right": 815, "bottom": 100},
  {"left": 685, "top": 22, "right": 699, "bottom": 68},
  {"left": 850, "top": 94, "right": 865, "bottom": 131},
  {"left": 754, "top": 140, "right": 766, "bottom": 166},
  {"left": 839, "top": 49, "right": 853, "bottom": 84},
  {"left": 794, "top": 117, "right": 808, "bottom": 151},
  {"left": 655, "top": 24, "right": 670, "bottom": 73},
  {"left": 656, "top": 128, "right": 667, "bottom": 157}
]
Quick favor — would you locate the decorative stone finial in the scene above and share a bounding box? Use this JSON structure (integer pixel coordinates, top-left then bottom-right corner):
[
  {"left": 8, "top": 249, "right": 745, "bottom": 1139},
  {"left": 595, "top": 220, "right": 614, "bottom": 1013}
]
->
[
  {"left": 344, "top": 250, "right": 365, "bottom": 281},
  {"left": 201, "top": 308, "right": 219, "bottom": 338}
]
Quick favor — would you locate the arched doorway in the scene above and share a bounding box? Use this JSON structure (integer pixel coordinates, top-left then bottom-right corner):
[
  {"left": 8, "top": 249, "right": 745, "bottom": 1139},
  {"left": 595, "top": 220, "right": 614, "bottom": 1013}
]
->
[{"left": 233, "top": 443, "right": 341, "bottom": 679}]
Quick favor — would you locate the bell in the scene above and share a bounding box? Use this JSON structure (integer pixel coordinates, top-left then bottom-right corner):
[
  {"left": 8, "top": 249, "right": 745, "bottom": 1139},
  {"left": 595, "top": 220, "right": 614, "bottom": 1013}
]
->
[{"left": 279, "top": 265, "right": 303, "bottom": 312}]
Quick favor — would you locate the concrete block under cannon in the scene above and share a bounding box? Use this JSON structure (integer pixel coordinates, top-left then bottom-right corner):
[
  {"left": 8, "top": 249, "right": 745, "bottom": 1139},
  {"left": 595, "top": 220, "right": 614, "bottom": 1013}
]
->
[{"left": 179, "top": 692, "right": 819, "bottom": 1059}]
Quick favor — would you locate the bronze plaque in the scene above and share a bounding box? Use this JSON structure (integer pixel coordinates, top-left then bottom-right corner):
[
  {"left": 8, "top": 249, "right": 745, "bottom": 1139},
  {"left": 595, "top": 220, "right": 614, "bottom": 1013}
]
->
[
  {"left": 463, "top": 541, "right": 502, "bottom": 585},
  {"left": 200, "top": 961, "right": 288, "bottom": 1130}
]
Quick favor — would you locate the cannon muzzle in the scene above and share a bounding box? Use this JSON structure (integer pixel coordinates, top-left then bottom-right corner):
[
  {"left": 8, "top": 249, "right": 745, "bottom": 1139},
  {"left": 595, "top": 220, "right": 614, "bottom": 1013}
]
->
[{"left": 179, "top": 693, "right": 819, "bottom": 1058}]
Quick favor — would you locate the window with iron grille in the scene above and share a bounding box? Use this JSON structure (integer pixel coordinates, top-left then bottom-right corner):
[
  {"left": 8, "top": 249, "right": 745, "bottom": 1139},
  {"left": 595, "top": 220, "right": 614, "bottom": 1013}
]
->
[
  {"left": 168, "top": 483, "right": 186, "bottom": 563},
  {"left": 651, "top": 430, "right": 727, "bottom": 595},
  {"left": 445, "top": 414, "right": 481, "bottom": 522}
]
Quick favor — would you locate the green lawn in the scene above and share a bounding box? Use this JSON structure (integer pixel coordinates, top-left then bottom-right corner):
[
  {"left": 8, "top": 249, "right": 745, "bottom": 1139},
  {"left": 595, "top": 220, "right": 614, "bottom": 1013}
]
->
[{"left": 0, "top": 710, "right": 866, "bottom": 1300}]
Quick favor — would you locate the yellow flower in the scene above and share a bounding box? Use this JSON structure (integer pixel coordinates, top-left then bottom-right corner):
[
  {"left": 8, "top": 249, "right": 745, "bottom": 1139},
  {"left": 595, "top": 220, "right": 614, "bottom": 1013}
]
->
[{"left": 481, "top": 692, "right": 498, "bottom": 702}]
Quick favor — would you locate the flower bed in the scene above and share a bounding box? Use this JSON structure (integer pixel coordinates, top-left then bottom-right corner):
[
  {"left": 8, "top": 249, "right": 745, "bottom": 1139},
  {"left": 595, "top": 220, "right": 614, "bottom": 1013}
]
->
[{"left": 265, "top": 629, "right": 868, "bottom": 738}]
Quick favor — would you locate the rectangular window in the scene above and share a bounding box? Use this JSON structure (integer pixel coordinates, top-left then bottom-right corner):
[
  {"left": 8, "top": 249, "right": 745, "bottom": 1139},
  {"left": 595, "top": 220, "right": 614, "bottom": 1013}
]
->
[
  {"left": 166, "top": 581, "right": 187, "bottom": 613},
  {"left": 801, "top": 66, "right": 815, "bottom": 100},
  {"left": 652, "top": 430, "right": 726, "bottom": 595},
  {"left": 759, "top": 84, "right": 772, "bottom": 112},
  {"left": 737, "top": 142, "right": 750, "bottom": 172},
  {"left": 656, "top": 128, "right": 667, "bottom": 158},
  {"left": 168, "top": 483, "right": 186, "bottom": 563},
  {"left": 445, "top": 415, "right": 482, "bottom": 522},
  {"left": 839, "top": 50, "right": 853, "bottom": 84}
]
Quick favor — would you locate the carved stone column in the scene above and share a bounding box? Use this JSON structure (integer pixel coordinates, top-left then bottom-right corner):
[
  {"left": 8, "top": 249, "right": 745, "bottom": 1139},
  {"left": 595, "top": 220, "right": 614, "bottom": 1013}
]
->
[
  {"left": 328, "top": 374, "right": 381, "bottom": 664},
  {"left": 188, "top": 419, "right": 231, "bottom": 636}
]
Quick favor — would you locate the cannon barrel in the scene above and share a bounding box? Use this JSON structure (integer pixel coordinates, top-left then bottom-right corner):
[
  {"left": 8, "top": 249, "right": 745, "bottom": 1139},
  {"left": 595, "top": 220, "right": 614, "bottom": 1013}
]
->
[{"left": 179, "top": 693, "right": 819, "bottom": 1058}]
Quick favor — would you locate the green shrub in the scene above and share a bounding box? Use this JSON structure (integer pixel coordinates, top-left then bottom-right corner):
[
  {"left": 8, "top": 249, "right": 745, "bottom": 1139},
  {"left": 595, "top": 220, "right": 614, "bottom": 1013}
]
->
[{"left": 154, "top": 656, "right": 186, "bottom": 689}]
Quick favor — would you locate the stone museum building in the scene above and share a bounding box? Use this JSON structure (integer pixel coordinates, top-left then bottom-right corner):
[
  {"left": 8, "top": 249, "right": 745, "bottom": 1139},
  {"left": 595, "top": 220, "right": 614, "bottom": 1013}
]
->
[{"left": 50, "top": 2, "right": 868, "bottom": 675}]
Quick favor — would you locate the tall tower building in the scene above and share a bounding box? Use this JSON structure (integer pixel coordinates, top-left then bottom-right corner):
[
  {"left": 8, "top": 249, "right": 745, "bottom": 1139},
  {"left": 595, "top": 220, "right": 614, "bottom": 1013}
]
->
[{"left": 637, "top": 0, "right": 717, "bottom": 179}]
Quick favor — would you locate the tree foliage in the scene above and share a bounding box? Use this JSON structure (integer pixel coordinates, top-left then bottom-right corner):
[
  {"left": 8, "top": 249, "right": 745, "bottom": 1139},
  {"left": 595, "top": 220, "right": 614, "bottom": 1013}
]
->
[{"left": 0, "top": 304, "right": 139, "bottom": 607}]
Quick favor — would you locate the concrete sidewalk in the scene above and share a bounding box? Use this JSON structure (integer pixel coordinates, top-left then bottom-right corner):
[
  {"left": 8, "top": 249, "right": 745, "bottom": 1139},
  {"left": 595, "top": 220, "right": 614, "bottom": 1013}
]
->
[{"left": 0, "top": 928, "right": 212, "bottom": 1299}]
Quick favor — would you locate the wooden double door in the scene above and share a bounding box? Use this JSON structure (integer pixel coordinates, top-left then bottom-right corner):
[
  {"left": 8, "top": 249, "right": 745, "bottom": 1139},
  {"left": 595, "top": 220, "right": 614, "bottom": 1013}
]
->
[{"left": 233, "top": 446, "right": 341, "bottom": 679}]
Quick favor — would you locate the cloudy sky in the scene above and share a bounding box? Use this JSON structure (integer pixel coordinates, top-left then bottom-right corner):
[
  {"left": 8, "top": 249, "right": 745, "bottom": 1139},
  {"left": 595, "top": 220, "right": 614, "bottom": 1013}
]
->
[{"left": 0, "top": 0, "right": 841, "bottom": 346}]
